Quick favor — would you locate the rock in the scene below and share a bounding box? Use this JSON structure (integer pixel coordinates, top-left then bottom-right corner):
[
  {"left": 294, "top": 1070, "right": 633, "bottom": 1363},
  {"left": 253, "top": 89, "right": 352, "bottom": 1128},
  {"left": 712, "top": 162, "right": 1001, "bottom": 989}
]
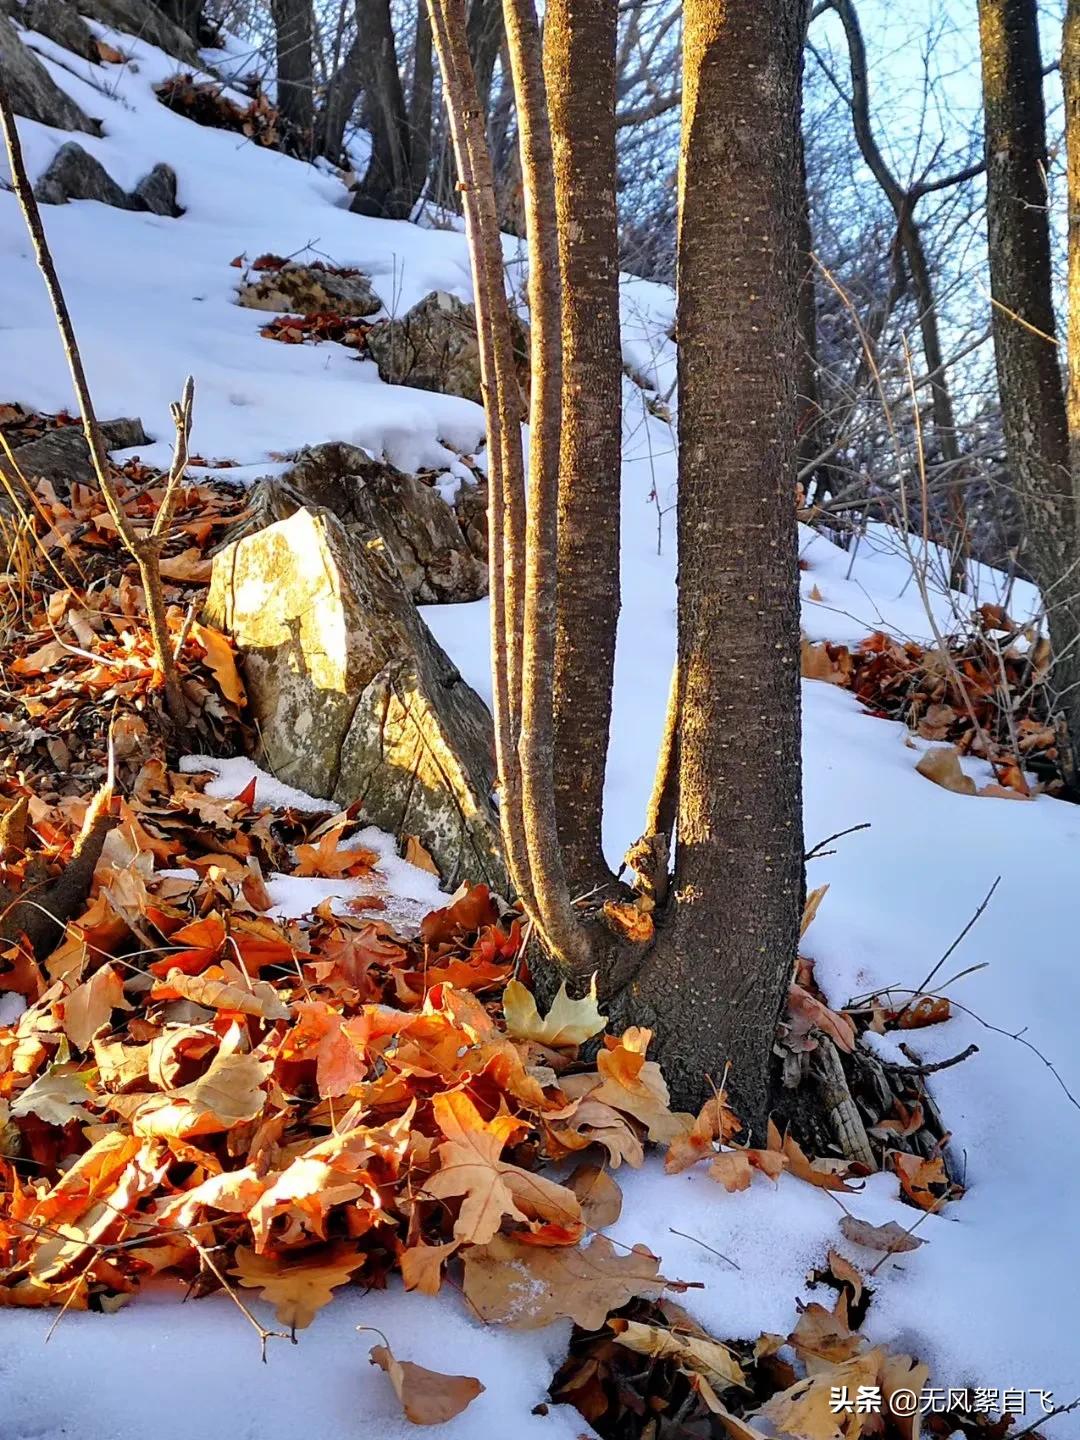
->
[
  {"left": 365, "top": 290, "right": 529, "bottom": 406},
  {"left": 233, "top": 443, "right": 488, "bottom": 604},
  {"left": 76, "top": 0, "right": 202, "bottom": 67},
  {"left": 0, "top": 15, "right": 100, "bottom": 133},
  {"left": 33, "top": 141, "right": 137, "bottom": 209},
  {"left": 204, "top": 506, "right": 505, "bottom": 893},
  {"left": 131, "top": 162, "right": 182, "bottom": 217},
  {"left": 20, "top": 0, "right": 98, "bottom": 61},
  {"left": 0, "top": 417, "right": 151, "bottom": 496},
  {"left": 236, "top": 264, "right": 381, "bottom": 319}
]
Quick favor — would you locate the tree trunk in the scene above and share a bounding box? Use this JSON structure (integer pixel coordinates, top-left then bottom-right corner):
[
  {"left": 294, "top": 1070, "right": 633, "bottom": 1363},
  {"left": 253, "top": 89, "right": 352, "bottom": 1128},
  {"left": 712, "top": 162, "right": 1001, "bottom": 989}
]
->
[
  {"left": 1065, "top": 0, "right": 1080, "bottom": 487},
  {"left": 317, "top": 24, "right": 365, "bottom": 162},
  {"left": 408, "top": 0, "right": 435, "bottom": 201},
  {"left": 158, "top": 0, "right": 203, "bottom": 41},
  {"left": 353, "top": 0, "right": 415, "bottom": 218},
  {"left": 621, "top": 0, "right": 807, "bottom": 1135},
  {"left": 544, "top": 0, "right": 623, "bottom": 893},
  {"left": 270, "top": 0, "right": 315, "bottom": 156},
  {"left": 979, "top": 0, "right": 1080, "bottom": 766}
]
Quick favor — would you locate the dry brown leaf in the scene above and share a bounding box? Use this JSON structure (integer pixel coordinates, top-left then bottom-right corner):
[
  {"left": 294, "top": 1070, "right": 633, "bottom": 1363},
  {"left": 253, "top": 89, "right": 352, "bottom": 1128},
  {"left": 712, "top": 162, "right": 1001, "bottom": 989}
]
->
[
  {"left": 787, "top": 984, "right": 856, "bottom": 1053},
  {"left": 611, "top": 1317, "right": 747, "bottom": 1389},
  {"left": 369, "top": 1343, "right": 484, "bottom": 1426},
  {"left": 131, "top": 1051, "right": 271, "bottom": 1138},
  {"left": 402, "top": 834, "right": 440, "bottom": 875},
  {"left": 915, "top": 747, "right": 976, "bottom": 795},
  {"left": 152, "top": 964, "right": 290, "bottom": 1020},
  {"left": 423, "top": 1128, "right": 583, "bottom": 1244},
  {"left": 767, "top": 1120, "right": 860, "bottom": 1193},
  {"left": 891, "top": 1151, "right": 951, "bottom": 1211},
  {"left": 230, "top": 1244, "right": 365, "bottom": 1330},
  {"left": 789, "top": 1301, "right": 864, "bottom": 1363},
  {"left": 59, "top": 964, "right": 131, "bottom": 1052},
  {"left": 462, "top": 1233, "right": 668, "bottom": 1329},
  {"left": 565, "top": 1160, "right": 623, "bottom": 1228},
  {"left": 503, "top": 976, "right": 607, "bottom": 1048},
  {"left": 800, "top": 883, "right": 829, "bottom": 939},
  {"left": 755, "top": 1349, "right": 884, "bottom": 1439},
  {"left": 400, "top": 1240, "right": 459, "bottom": 1295},
  {"left": 838, "top": 1215, "right": 925, "bottom": 1255},
  {"left": 189, "top": 620, "right": 246, "bottom": 706}
]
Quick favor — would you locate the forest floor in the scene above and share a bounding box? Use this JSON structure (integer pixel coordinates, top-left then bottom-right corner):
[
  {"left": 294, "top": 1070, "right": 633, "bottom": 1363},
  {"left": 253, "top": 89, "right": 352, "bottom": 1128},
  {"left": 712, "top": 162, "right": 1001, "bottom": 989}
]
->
[{"left": 1, "top": 13, "right": 1079, "bottom": 1440}]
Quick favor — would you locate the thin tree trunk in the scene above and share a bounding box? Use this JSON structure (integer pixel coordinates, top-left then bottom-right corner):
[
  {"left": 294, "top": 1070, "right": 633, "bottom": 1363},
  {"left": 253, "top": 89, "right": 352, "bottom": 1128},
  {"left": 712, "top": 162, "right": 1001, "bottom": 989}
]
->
[
  {"left": 829, "top": 0, "right": 968, "bottom": 583},
  {"left": 502, "top": 0, "right": 589, "bottom": 969},
  {"left": 1065, "top": 0, "right": 1080, "bottom": 488},
  {"left": 408, "top": 0, "right": 435, "bottom": 200},
  {"left": 270, "top": 0, "right": 315, "bottom": 156},
  {"left": 544, "top": 0, "right": 623, "bottom": 893},
  {"left": 352, "top": 0, "right": 420, "bottom": 219},
  {"left": 622, "top": 0, "right": 807, "bottom": 1134},
  {"left": 317, "top": 24, "right": 365, "bottom": 162},
  {"left": 425, "top": 0, "right": 536, "bottom": 919},
  {"left": 979, "top": 0, "right": 1080, "bottom": 767}
]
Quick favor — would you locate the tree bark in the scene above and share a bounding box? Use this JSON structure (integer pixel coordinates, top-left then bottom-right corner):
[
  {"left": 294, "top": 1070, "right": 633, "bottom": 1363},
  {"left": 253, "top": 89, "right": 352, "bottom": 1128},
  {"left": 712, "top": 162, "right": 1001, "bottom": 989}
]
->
[
  {"left": 158, "top": 0, "right": 203, "bottom": 42},
  {"left": 544, "top": 0, "right": 623, "bottom": 893},
  {"left": 408, "top": 0, "right": 435, "bottom": 200},
  {"left": 270, "top": 0, "right": 315, "bottom": 156},
  {"left": 620, "top": 0, "right": 807, "bottom": 1135},
  {"left": 1065, "top": 0, "right": 1080, "bottom": 487},
  {"left": 979, "top": 0, "right": 1080, "bottom": 766},
  {"left": 317, "top": 23, "right": 365, "bottom": 162},
  {"left": 353, "top": 0, "right": 416, "bottom": 218}
]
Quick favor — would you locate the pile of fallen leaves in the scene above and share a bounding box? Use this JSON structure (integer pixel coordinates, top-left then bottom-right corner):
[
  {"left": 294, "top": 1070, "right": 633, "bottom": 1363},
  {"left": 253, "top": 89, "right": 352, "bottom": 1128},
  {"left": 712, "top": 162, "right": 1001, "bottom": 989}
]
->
[
  {"left": 155, "top": 74, "right": 280, "bottom": 150},
  {"left": 0, "top": 766, "right": 968, "bottom": 1430},
  {"left": 0, "top": 453, "right": 251, "bottom": 793},
  {"left": 802, "top": 610, "right": 1056, "bottom": 795},
  {"left": 258, "top": 311, "right": 371, "bottom": 353}
]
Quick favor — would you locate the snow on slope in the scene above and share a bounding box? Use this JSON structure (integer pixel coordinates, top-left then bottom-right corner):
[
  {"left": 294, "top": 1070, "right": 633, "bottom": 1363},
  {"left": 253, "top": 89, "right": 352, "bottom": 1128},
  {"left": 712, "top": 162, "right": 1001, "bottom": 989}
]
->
[{"left": 1, "top": 12, "right": 1078, "bottom": 1439}]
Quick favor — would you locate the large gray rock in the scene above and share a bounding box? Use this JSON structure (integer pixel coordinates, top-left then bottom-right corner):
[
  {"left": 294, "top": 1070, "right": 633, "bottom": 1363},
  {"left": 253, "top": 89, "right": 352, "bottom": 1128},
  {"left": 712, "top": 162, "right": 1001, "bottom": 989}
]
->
[
  {"left": 76, "top": 0, "right": 202, "bottom": 66},
  {"left": 132, "top": 162, "right": 182, "bottom": 217},
  {"left": 204, "top": 507, "right": 505, "bottom": 893},
  {"left": 20, "top": 0, "right": 98, "bottom": 61},
  {"left": 365, "top": 290, "right": 529, "bottom": 406},
  {"left": 236, "top": 265, "right": 381, "bottom": 319},
  {"left": 34, "top": 141, "right": 136, "bottom": 209},
  {"left": 0, "top": 416, "right": 151, "bottom": 496},
  {"left": 233, "top": 443, "right": 488, "bottom": 605},
  {"left": 0, "top": 15, "right": 100, "bottom": 133}
]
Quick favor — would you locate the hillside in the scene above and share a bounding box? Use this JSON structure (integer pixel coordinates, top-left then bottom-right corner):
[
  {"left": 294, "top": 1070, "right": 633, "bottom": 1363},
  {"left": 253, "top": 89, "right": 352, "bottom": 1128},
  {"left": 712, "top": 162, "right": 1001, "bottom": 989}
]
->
[{"left": 1, "top": 9, "right": 1078, "bottom": 1439}]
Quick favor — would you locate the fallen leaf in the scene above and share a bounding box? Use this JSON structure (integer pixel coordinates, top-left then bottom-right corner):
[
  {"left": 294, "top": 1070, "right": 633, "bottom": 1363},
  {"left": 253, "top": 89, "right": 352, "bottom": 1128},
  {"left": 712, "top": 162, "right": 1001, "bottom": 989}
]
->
[
  {"left": 838, "top": 1215, "right": 925, "bottom": 1255},
  {"left": 11, "top": 1068, "right": 95, "bottom": 1126},
  {"left": 915, "top": 747, "right": 976, "bottom": 795},
  {"left": 230, "top": 1244, "right": 365, "bottom": 1330},
  {"left": 369, "top": 1343, "right": 484, "bottom": 1426},
  {"left": 189, "top": 621, "right": 246, "bottom": 706},
  {"left": 59, "top": 964, "right": 131, "bottom": 1052},
  {"left": 565, "top": 1161, "right": 622, "bottom": 1228},
  {"left": 132, "top": 1051, "right": 271, "bottom": 1138},
  {"left": 463, "top": 1233, "right": 668, "bottom": 1329},
  {"left": 610, "top": 1317, "right": 747, "bottom": 1390},
  {"left": 503, "top": 976, "right": 607, "bottom": 1048},
  {"left": 891, "top": 1151, "right": 951, "bottom": 1211},
  {"left": 403, "top": 834, "right": 440, "bottom": 875}
]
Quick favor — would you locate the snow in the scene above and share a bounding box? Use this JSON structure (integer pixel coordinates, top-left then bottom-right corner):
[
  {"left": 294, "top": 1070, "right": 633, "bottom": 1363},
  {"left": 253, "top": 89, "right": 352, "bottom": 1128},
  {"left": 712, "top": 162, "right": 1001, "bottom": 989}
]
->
[{"left": 1, "top": 13, "right": 1078, "bottom": 1439}]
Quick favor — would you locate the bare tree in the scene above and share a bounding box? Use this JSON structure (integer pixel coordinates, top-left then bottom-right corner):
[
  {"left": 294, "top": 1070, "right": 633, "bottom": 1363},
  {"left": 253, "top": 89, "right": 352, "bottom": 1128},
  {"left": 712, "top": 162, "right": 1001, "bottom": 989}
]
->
[
  {"left": 978, "top": 0, "right": 1080, "bottom": 772},
  {"left": 270, "top": 0, "right": 315, "bottom": 154}
]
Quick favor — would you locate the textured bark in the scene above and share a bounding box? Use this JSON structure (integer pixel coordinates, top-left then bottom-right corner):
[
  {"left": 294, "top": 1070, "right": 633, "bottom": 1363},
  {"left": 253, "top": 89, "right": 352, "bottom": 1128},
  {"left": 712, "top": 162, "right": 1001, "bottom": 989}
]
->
[
  {"left": 426, "top": 0, "right": 534, "bottom": 914},
  {"left": 316, "top": 25, "right": 365, "bottom": 161},
  {"left": 269, "top": 0, "right": 315, "bottom": 156},
  {"left": 621, "top": 0, "right": 807, "bottom": 1133},
  {"left": 409, "top": 0, "right": 435, "bottom": 200},
  {"left": 353, "top": 0, "right": 415, "bottom": 217},
  {"left": 503, "top": 0, "right": 587, "bottom": 968},
  {"left": 157, "top": 0, "right": 203, "bottom": 41},
  {"left": 979, "top": 0, "right": 1080, "bottom": 762},
  {"left": 544, "top": 0, "right": 623, "bottom": 893},
  {"left": 1066, "top": 0, "right": 1080, "bottom": 487}
]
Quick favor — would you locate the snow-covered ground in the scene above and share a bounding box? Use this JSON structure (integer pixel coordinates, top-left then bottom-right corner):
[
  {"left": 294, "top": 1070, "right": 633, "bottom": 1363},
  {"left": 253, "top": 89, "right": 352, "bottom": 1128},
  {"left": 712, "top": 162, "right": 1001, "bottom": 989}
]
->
[{"left": 1, "top": 12, "right": 1078, "bottom": 1439}]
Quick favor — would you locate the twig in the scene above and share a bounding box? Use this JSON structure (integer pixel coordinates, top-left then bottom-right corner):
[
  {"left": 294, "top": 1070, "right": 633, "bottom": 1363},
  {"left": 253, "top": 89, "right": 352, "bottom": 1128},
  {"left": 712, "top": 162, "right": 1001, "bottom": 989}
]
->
[
  {"left": 880, "top": 1043, "right": 979, "bottom": 1076},
  {"left": 1006, "top": 1394, "right": 1080, "bottom": 1440},
  {"left": 0, "top": 79, "right": 192, "bottom": 730},
  {"left": 893, "top": 876, "right": 1000, "bottom": 1022},
  {"left": 804, "top": 822, "right": 871, "bottom": 862},
  {"left": 187, "top": 1234, "right": 293, "bottom": 1360},
  {"left": 668, "top": 1227, "right": 740, "bottom": 1271}
]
